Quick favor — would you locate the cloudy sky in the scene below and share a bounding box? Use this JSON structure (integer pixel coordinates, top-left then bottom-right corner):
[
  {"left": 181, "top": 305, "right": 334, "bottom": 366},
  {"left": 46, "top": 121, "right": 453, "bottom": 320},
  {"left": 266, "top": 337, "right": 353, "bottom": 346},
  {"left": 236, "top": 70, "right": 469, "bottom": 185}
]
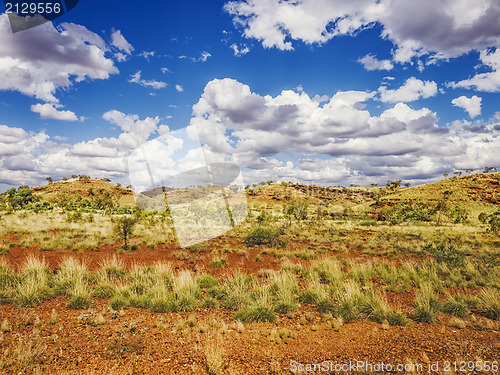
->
[{"left": 0, "top": 0, "right": 499, "bottom": 192}]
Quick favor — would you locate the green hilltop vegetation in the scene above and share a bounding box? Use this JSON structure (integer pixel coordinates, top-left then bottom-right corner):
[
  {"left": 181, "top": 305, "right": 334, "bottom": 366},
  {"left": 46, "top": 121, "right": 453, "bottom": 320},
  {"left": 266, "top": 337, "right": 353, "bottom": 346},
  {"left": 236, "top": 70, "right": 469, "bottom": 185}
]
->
[{"left": 1, "top": 171, "right": 499, "bottom": 230}]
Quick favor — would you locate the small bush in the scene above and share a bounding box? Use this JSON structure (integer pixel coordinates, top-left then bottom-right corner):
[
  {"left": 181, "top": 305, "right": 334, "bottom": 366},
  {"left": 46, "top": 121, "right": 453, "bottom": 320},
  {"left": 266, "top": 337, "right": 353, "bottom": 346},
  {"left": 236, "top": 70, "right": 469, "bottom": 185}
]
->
[
  {"left": 222, "top": 275, "right": 255, "bottom": 310},
  {"left": 109, "top": 295, "right": 130, "bottom": 310},
  {"left": 99, "top": 257, "right": 127, "bottom": 282},
  {"left": 202, "top": 296, "right": 219, "bottom": 308},
  {"left": 243, "top": 227, "right": 284, "bottom": 247},
  {"left": 425, "top": 242, "right": 466, "bottom": 267},
  {"left": 295, "top": 251, "right": 317, "bottom": 260},
  {"left": 411, "top": 284, "right": 442, "bottom": 323},
  {"left": 197, "top": 275, "right": 219, "bottom": 289},
  {"left": 443, "top": 295, "right": 470, "bottom": 318},
  {"left": 387, "top": 311, "right": 410, "bottom": 326},
  {"left": 92, "top": 284, "right": 117, "bottom": 298},
  {"left": 13, "top": 257, "right": 52, "bottom": 307},
  {"left": 114, "top": 216, "right": 137, "bottom": 248},
  {"left": 67, "top": 295, "right": 92, "bottom": 309},
  {"left": 479, "top": 288, "right": 500, "bottom": 320},
  {"left": 299, "top": 290, "right": 323, "bottom": 305},
  {"left": 315, "top": 299, "right": 339, "bottom": 315},
  {"left": 209, "top": 258, "right": 227, "bottom": 268}
]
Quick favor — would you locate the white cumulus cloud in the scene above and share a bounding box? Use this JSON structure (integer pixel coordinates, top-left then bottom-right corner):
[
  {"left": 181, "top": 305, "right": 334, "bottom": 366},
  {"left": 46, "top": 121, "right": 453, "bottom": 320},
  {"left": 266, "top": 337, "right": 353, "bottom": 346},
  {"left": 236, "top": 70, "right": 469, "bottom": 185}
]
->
[
  {"left": 230, "top": 43, "right": 250, "bottom": 56},
  {"left": 225, "top": 0, "right": 500, "bottom": 63},
  {"left": 111, "top": 30, "right": 134, "bottom": 54},
  {"left": 129, "top": 71, "right": 167, "bottom": 89},
  {"left": 358, "top": 54, "right": 394, "bottom": 71},
  {"left": 31, "top": 103, "right": 82, "bottom": 121},
  {"left": 452, "top": 95, "right": 482, "bottom": 118},
  {"left": 378, "top": 77, "right": 438, "bottom": 103},
  {"left": 449, "top": 48, "right": 500, "bottom": 92},
  {"left": 0, "top": 14, "right": 118, "bottom": 103}
]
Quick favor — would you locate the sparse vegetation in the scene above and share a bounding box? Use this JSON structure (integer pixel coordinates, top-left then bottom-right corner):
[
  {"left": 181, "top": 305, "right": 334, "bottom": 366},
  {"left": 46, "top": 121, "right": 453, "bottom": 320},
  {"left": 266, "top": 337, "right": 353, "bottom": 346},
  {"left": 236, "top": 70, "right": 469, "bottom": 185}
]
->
[{"left": 0, "top": 172, "right": 499, "bottom": 372}]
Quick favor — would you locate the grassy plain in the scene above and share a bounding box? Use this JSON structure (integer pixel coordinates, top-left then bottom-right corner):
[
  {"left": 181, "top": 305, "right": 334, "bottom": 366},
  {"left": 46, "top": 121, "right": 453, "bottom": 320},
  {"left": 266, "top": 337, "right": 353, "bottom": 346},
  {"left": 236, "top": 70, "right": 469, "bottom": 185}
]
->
[{"left": 0, "top": 173, "right": 499, "bottom": 374}]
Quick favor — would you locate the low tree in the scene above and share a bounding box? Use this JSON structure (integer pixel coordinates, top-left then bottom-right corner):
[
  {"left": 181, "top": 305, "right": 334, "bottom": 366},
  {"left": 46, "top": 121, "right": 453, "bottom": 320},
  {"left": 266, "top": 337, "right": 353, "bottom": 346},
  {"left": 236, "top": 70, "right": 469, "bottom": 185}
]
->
[
  {"left": 94, "top": 191, "right": 116, "bottom": 212},
  {"left": 386, "top": 180, "right": 402, "bottom": 191},
  {"left": 114, "top": 217, "right": 137, "bottom": 249},
  {"left": 46, "top": 177, "right": 53, "bottom": 184},
  {"left": 6, "top": 186, "right": 36, "bottom": 210}
]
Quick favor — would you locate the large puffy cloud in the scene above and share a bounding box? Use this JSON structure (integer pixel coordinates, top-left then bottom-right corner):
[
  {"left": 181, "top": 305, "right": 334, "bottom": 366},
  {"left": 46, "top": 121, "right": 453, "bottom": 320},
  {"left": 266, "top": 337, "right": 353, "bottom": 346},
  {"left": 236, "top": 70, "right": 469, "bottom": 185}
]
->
[
  {"left": 1, "top": 80, "right": 499, "bottom": 188},
  {"left": 451, "top": 95, "right": 482, "bottom": 118},
  {"left": 188, "top": 78, "right": 500, "bottom": 185},
  {"left": 225, "top": 0, "right": 500, "bottom": 62},
  {"left": 0, "top": 14, "right": 119, "bottom": 102},
  {"left": 31, "top": 103, "right": 82, "bottom": 121},
  {"left": 378, "top": 77, "right": 438, "bottom": 103},
  {"left": 0, "top": 111, "right": 165, "bottom": 187},
  {"left": 449, "top": 48, "right": 500, "bottom": 92}
]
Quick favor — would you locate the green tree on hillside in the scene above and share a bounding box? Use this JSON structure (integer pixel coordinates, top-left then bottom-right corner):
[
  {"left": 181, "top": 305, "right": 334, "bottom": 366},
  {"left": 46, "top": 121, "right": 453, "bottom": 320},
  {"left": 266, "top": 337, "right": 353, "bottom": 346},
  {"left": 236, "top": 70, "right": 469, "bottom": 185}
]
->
[
  {"left": 6, "top": 186, "right": 37, "bottom": 210},
  {"left": 114, "top": 216, "right": 137, "bottom": 249}
]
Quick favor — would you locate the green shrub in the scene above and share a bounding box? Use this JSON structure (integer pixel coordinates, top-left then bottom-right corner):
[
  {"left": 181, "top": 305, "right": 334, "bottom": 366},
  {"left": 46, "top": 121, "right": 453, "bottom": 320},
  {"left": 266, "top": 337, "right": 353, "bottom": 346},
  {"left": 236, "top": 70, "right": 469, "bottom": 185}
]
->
[
  {"left": 294, "top": 251, "right": 317, "bottom": 260},
  {"left": 208, "top": 258, "right": 227, "bottom": 268},
  {"left": 268, "top": 271, "right": 298, "bottom": 314},
  {"left": 387, "top": 311, "right": 410, "bottom": 326},
  {"left": 411, "top": 284, "right": 442, "bottom": 323},
  {"left": 451, "top": 206, "right": 468, "bottom": 224},
  {"left": 13, "top": 258, "right": 52, "bottom": 307},
  {"left": 100, "top": 265, "right": 127, "bottom": 282},
  {"left": 299, "top": 290, "right": 323, "bottom": 305},
  {"left": 114, "top": 216, "right": 137, "bottom": 248},
  {"left": 197, "top": 275, "right": 219, "bottom": 289},
  {"left": 202, "top": 296, "right": 218, "bottom": 308},
  {"left": 315, "top": 299, "right": 339, "bottom": 315},
  {"left": 479, "top": 288, "right": 500, "bottom": 320},
  {"left": 222, "top": 275, "right": 255, "bottom": 310},
  {"left": 207, "top": 286, "right": 225, "bottom": 300},
  {"left": 92, "top": 284, "right": 117, "bottom": 298},
  {"left": 67, "top": 295, "right": 93, "bottom": 309},
  {"left": 425, "top": 242, "right": 466, "bottom": 267},
  {"left": 0, "top": 262, "right": 16, "bottom": 289},
  {"left": 443, "top": 295, "right": 470, "bottom": 317},
  {"left": 489, "top": 215, "right": 500, "bottom": 234},
  {"left": 109, "top": 295, "right": 130, "bottom": 310},
  {"left": 53, "top": 258, "right": 94, "bottom": 296},
  {"left": 243, "top": 227, "right": 284, "bottom": 247}
]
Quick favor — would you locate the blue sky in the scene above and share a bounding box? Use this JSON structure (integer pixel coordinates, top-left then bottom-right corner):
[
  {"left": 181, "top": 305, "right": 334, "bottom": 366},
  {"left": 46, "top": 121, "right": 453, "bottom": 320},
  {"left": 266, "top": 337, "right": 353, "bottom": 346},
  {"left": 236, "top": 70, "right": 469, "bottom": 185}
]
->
[{"left": 0, "top": 0, "right": 499, "bottom": 192}]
